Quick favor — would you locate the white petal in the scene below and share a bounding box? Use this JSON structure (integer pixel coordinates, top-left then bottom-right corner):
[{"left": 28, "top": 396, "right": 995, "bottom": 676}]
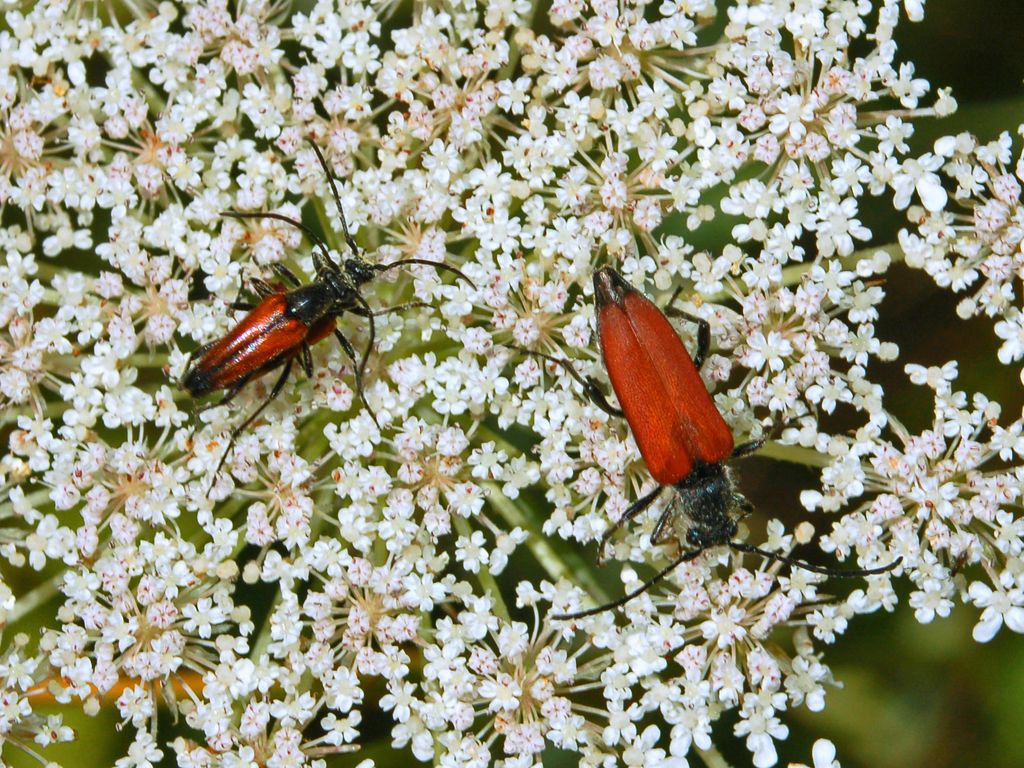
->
[
  {"left": 967, "top": 581, "right": 993, "bottom": 605},
  {"left": 933, "top": 135, "right": 958, "bottom": 157},
  {"left": 904, "top": 0, "right": 925, "bottom": 22},
  {"left": 1004, "top": 606, "right": 1024, "bottom": 634},
  {"left": 812, "top": 739, "right": 840, "bottom": 768},
  {"left": 916, "top": 176, "right": 948, "bottom": 212},
  {"left": 752, "top": 736, "right": 779, "bottom": 768},
  {"left": 972, "top": 612, "right": 1002, "bottom": 643}
]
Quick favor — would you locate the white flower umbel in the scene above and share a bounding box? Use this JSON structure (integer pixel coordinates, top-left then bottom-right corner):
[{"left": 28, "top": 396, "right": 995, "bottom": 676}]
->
[
  {"left": 901, "top": 129, "right": 1024, "bottom": 372},
  {"left": 1, "top": 0, "right": 1020, "bottom": 767}
]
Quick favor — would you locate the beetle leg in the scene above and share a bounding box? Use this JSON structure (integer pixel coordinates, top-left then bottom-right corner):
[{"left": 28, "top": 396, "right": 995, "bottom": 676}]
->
[
  {"left": 210, "top": 360, "right": 293, "bottom": 485},
  {"left": 733, "top": 494, "right": 754, "bottom": 518},
  {"left": 306, "top": 139, "right": 360, "bottom": 257},
  {"left": 598, "top": 485, "right": 663, "bottom": 563},
  {"left": 731, "top": 440, "right": 764, "bottom": 460},
  {"left": 374, "top": 301, "right": 428, "bottom": 316},
  {"left": 272, "top": 263, "right": 302, "bottom": 288},
  {"left": 333, "top": 329, "right": 358, "bottom": 366},
  {"left": 184, "top": 340, "right": 218, "bottom": 372},
  {"left": 355, "top": 293, "right": 381, "bottom": 427},
  {"left": 664, "top": 302, "right": 711, "bottom": 370},
  {"left": 300, "top": 343, "right": 314, "bottom": 378},
  {"left": 313, "top": 247, "right": 345, "bottom": 282},
  {"left": 513, "top": 347, "right": 624, "bottom": 418},
  {"left": 196, "top": 376, "right": 251, "bottom": 413},
  {"left": 249, "top": 277, "right": 277, "bottom": 298},
  {"left": 229, "top": 301, "right": 255, "bottom": 311},
  {"left": 649, "top": 495, "right": 680, "bottom": 547},
  {"left": 333, "top": 328, "right": 379, "bottom": 427}
]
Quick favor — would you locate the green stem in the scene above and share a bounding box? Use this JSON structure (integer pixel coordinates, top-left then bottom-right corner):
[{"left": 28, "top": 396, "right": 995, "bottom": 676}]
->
[
  {"left": 9, "top": 571, "right": 63, "bottom": 624},
  {"left": 499, "top": 2, "right": 540, "bottom": 80},
  {"left": 0, "top": 490, "right": 53, "bottom": 520},
  {"left": 756, "top": 441, "right": 833, "bottom": 468},
  {"left": 696, "top": 745, "right": 734, "bottom": 768}
]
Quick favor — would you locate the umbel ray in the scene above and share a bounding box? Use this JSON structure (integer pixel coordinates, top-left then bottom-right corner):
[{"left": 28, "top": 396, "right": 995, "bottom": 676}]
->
[
  {"left": 527, "top": 268, "right": 900, "bottom": 621},
  {"left": 182, "top": 138, "right": 471, "bottom": 484}
]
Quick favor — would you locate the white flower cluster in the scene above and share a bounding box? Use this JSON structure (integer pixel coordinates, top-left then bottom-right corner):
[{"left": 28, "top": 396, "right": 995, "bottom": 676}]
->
[
  {"left": 0, "top": 0, "right": 1020, "bottom": 767},
  {"left": 805, "top": 360, "right": 1024, "bottom": 643},
  {"left": 901, "top": 129, "right": 1024, "bottom": 372}
]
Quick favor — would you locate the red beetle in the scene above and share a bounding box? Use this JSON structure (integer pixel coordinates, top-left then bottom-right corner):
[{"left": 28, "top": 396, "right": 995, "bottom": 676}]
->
[
  {"left": 183, "top": 140, "right": 469, "bottom": 482},
  {"left": 537, "top": 267, "right": 898, "bottom": 619}
]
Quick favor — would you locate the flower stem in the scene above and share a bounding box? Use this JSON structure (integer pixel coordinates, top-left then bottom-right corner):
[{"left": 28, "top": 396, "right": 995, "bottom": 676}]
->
[
  {"left": 756, "top": 441, "right": 835, "bottom": 468},
  {"left": 696, "top": 745, "right": 734, "bottom": 768},
  {"left": 9, "top": 570, "right": 63, "bottom": 624}
]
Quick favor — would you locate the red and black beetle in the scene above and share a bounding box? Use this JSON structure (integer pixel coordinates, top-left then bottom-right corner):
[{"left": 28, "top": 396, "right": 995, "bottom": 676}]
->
[
  {"left": 183, "top": 140, "right": 469, "bottom": 482},
  {"left": 532, "top": 267, "right": 899, "bottom": 619}
]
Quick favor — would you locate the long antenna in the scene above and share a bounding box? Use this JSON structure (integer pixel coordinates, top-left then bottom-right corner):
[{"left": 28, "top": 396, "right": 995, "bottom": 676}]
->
[
  {"left": 551, "top": 544, "right": 902, "bottom": 621},
  {"left": 550, "top": 547, "right": 707, "bottom": 621},
  {"left": 729, "top": 542, "right": 902, "bottom": 577},
  {"left": 306, "top": 138, "right": 359, "bottom": 256},
  {"left": 375, "top": 258, "right": 475, "bottom": 287}
]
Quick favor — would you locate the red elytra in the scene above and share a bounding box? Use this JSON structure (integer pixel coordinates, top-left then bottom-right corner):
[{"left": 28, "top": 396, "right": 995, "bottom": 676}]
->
[
  {"left": 184, "top": 293, "right": 337, "bottom": 397},
  {"left": 595, "top": 268, "right": 734, "bottom": 485},
  {"left": 545, "top": 267, "right": 900, "bottom": 620}
]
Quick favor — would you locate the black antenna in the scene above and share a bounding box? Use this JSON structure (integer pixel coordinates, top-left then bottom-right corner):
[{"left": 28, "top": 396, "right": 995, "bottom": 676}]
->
[
  {"left": 306, "top": 138, "right": 360, "bottom": 256},
  {"left": 375, "top": 258, "right": 474, "bottom": 287},
  {"left": 220, "top": 211, "right": 334, "bottom": 265},
  {"left": 729, "top": 542, "right": 902, "bottom": 577},
  {"left": 551, "top": 544, "right": 901, "bottom": 621},
  {"left": 306, "top": 138, "right": 474, "bottom": 290},
  {"left": 551, "top": 547, "right": 707, "bottom": 620}
]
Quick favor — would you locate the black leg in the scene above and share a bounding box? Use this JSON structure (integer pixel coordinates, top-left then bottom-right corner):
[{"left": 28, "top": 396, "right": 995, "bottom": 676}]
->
[
  {"left": 333, "top": 328, "right": 378, "bottom": 427},
  {"left": 649, "top": 495, "right": 679, "bottom": 547},
  {"left": 300, "top": 343, "right": 314, "bottom": 378},
  {"left": 354, "top": 293, "right": 380, "bottom": 427},
  {"left": 210, "top": 360, "right": 292, "bottom": 484},
  {"left": 731, "top": 440, "right": 763, "bottom": 460},
  {"left": 334, "top": 329, "right": 358, "bottom": 366},
  {"left": 230, "top": 301, "right": 255, "bottom": 312},
  {"left": 306, "top": 139, "right": 359, "bottom": 257},
  {"left": 272, "top": 263, "right": 302, "bottom": 288},
  {"left": 197, "top": 376, "right": 251, "bottom": 413},
  {"left": 598, "top": 486, "right": 663, "bottom": 563},
  {"left": 664, "top": 304, "right": 711, "bottom": 370},
  {"left": 513, "top": 347, "right": 623, "bottom": 418},
  {"left": 249, "top": 277, "right": 276, "bottom": 298}
]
